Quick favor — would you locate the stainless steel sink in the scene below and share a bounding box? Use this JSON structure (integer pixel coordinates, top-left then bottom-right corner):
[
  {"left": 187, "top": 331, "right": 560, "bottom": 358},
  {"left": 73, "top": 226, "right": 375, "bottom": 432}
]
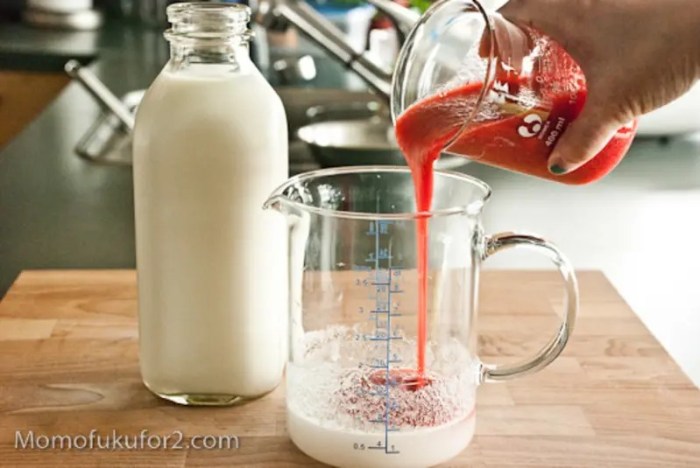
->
[{"left": 75, "top": 90, "right": 141, "bottom": 166}]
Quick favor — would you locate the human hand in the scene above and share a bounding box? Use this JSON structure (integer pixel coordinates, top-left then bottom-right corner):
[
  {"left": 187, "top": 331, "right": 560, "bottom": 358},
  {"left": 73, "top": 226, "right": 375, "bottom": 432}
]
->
[{"left": 500, "top": 0, "right": 700, "bottom": 174}]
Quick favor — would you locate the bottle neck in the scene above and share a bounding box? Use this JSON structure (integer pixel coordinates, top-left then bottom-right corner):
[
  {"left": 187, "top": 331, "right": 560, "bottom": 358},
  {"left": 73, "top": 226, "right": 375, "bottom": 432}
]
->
[
  {"left": 164, "top": 2, "right": 253, "bottom": 72},
  {"left": 168, "top": 39, "right": 250, "bottom": 71}
]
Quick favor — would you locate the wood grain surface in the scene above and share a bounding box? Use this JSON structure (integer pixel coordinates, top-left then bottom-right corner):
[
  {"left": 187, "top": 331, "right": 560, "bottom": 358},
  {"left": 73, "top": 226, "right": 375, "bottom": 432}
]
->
[{"left": 0, "top": 270, "right": 698, "bottom": 467}]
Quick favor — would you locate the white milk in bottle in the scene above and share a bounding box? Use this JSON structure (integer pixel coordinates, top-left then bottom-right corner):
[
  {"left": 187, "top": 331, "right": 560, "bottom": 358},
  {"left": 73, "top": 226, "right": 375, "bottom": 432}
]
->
[{"left": 133, "top": 2, "right": 288, "bottom": 405}]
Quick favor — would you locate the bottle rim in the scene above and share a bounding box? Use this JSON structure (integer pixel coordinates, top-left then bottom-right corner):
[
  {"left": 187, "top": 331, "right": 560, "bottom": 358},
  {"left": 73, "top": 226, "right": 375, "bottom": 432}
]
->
[{"left": 164, "top": 2, "right": 253, "bottom": 45}]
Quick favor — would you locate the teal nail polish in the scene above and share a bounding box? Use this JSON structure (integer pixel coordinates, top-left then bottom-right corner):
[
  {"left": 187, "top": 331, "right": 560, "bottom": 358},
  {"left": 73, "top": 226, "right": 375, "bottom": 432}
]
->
[{"left": 550, "top": 164, "right": 567, "bottom": 175}]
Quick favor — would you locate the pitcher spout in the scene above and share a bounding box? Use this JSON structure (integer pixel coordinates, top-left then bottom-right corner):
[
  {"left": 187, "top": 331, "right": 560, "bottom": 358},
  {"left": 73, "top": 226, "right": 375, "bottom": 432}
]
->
[
  {"left": 262, "top": 194, "right": 286, "bottom": 213},
  {"left": 262, "top": 191, "right": 308, "bottom": 220}
]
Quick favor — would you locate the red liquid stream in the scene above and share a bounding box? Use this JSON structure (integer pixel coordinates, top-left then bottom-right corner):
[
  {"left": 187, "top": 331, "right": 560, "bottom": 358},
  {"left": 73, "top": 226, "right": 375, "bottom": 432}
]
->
[
  {"left": 404, "top": 148, "right": 436, "bottom": 380},
  {"left": 396, "top": 80, "right": 637, "bottom": 378},
  {"left": 412, "top": 165, "right": 432, "bottom": 377}
]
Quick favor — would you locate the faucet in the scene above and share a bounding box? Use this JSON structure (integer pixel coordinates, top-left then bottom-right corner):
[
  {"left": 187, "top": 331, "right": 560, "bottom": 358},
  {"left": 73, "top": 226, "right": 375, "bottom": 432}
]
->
[{"left": 254, "top": 0, "right": 420, "bottom": 100}]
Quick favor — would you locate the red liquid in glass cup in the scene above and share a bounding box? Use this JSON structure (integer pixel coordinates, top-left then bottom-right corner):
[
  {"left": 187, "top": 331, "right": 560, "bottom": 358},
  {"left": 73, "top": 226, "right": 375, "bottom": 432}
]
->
[
  {"left": 396, "top": 22, "right": 638, "bottom": 186},
  {"left": 394, "top": 24, "right": 637, "bottom": 377},
  {"left": 395, "top": 80, "right": 638, "bottom": 186}
]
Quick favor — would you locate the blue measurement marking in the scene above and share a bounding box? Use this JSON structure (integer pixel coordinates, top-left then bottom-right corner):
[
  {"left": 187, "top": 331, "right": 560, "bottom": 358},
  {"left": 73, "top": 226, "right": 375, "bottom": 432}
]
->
[
  {"left": 367, "top": 335, "right": 403, "bottom": 341},
  {"left": 375, "top": 272, "right": 391, "bottom": 284},
  {"left": 376, "top": 214, "right": 394, "bottom": 455},
  {"left": 367, "top": 335, "right": 387, "bottom": 341},
  {"left": 374, "top": 223, "right": 380, "bottom": 333},
  {"left": 369, "top": 310, "right": 401, "bottom": 317},
  {"left": 383, "top": 247, "right": 394, "bottom": 455},
  {"left": 366, "top": 221, "right": 392, "bottom": 236},
  {"left": 354, "top": 217, "right": 402, "bottom": 456},
  {"left": 365, "top": 253, "right": 392, "bottom": 263},
  {"left": 366, "top": 221, "right": 376, "bottom": 236}
]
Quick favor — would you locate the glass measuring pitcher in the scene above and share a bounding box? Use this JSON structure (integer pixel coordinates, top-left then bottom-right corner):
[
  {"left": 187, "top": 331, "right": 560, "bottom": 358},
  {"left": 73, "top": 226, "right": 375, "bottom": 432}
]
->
[
  {"left": 391, "top": 0, "right": 637, "bottom": 185},
  {"left": 264, "top": 167, "right": 578, "bottom": 467}
]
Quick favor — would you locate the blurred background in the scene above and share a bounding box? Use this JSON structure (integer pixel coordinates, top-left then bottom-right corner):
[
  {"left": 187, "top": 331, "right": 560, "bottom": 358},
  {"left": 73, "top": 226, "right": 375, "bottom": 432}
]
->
[{"left": 0, "top": 0, "right": 699, "bottom": 386}]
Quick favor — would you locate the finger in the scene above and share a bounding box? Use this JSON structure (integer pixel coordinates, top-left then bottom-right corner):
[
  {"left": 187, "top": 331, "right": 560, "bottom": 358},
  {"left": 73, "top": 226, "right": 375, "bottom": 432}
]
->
[{"left": 548, "top": 105, "right": 621, "bottom": 175}]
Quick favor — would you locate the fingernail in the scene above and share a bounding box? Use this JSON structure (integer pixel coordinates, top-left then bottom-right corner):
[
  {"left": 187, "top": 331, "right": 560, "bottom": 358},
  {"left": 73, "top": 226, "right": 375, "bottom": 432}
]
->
[{"left": 549, "top": 164, "right": 567, "bottom": 175}]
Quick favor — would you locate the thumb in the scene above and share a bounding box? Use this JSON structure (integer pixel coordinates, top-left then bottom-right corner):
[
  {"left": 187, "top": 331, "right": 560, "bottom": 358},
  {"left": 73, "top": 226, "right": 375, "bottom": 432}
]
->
[{"left": 548, "top": 104, "right": 621, "bottom": 175}]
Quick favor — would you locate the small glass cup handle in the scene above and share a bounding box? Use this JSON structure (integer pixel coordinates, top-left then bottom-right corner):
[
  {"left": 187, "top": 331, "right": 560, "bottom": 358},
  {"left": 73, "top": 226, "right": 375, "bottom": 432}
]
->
[{"left": 477, "top": 232, "right": 579, "bottom": 383}]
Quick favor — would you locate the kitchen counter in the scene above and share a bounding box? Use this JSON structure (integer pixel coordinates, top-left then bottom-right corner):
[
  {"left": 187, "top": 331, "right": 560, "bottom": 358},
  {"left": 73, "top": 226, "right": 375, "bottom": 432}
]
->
[
  {"left": 1, "top": 18, "right": 699, "bottom": 392},
  {"left": 1, "top": 270, "right": 698, "bottom": 466},
  {"left": 0, "top": 22, "right": 97, "bottom": 71}
]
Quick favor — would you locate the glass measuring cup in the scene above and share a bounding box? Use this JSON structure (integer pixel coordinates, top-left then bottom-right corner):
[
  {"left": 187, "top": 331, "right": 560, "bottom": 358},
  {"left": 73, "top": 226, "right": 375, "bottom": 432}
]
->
[
  {"left": 264, "top": 167, "right": 578, "bottom": 467},
  {"left": 391, "top": 0, "right": 637, "bottom": 185}
]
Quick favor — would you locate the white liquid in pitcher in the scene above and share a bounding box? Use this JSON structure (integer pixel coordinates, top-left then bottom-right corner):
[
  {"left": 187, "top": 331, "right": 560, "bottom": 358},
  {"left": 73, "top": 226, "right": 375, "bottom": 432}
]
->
[
  {"left": 133, "top": 61, "right": 288, "bottom": 400},
  {"left": 287, "top": 327, "right": 477, "bottom": 467},
  {"left": 288, "top": 407, "right": 475, "bottom": 468}
]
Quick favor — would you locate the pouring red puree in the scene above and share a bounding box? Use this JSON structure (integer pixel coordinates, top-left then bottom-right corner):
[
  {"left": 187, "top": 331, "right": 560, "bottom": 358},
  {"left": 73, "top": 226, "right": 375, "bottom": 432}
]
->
[{"left": 395, "top": 62, "right": 637, "bottom": 379}]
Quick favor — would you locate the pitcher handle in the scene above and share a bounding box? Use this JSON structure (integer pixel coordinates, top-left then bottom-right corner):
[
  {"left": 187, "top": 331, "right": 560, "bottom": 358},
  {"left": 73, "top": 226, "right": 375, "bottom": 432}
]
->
[{"left": 477, "top": 232, "right": 579, "bottom": 383}]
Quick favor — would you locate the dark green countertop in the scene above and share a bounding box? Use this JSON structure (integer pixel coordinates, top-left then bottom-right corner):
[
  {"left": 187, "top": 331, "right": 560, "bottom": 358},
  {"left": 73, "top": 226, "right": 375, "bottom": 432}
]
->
[{"left": 0, "top": 21, "right": 98, "bottom": 71}]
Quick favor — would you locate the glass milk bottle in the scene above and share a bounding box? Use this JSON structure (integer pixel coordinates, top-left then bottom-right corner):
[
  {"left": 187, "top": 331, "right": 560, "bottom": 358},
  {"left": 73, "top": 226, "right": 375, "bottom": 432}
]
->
[{"left": 133, "top": 2, "right": 288, "bottom": 405}]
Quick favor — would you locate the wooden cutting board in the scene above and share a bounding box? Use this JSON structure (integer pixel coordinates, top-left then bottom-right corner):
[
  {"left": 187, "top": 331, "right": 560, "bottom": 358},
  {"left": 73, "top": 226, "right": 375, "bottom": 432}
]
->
[{"left": 0, "top": 270, "right": 698, "bottom": 467}]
